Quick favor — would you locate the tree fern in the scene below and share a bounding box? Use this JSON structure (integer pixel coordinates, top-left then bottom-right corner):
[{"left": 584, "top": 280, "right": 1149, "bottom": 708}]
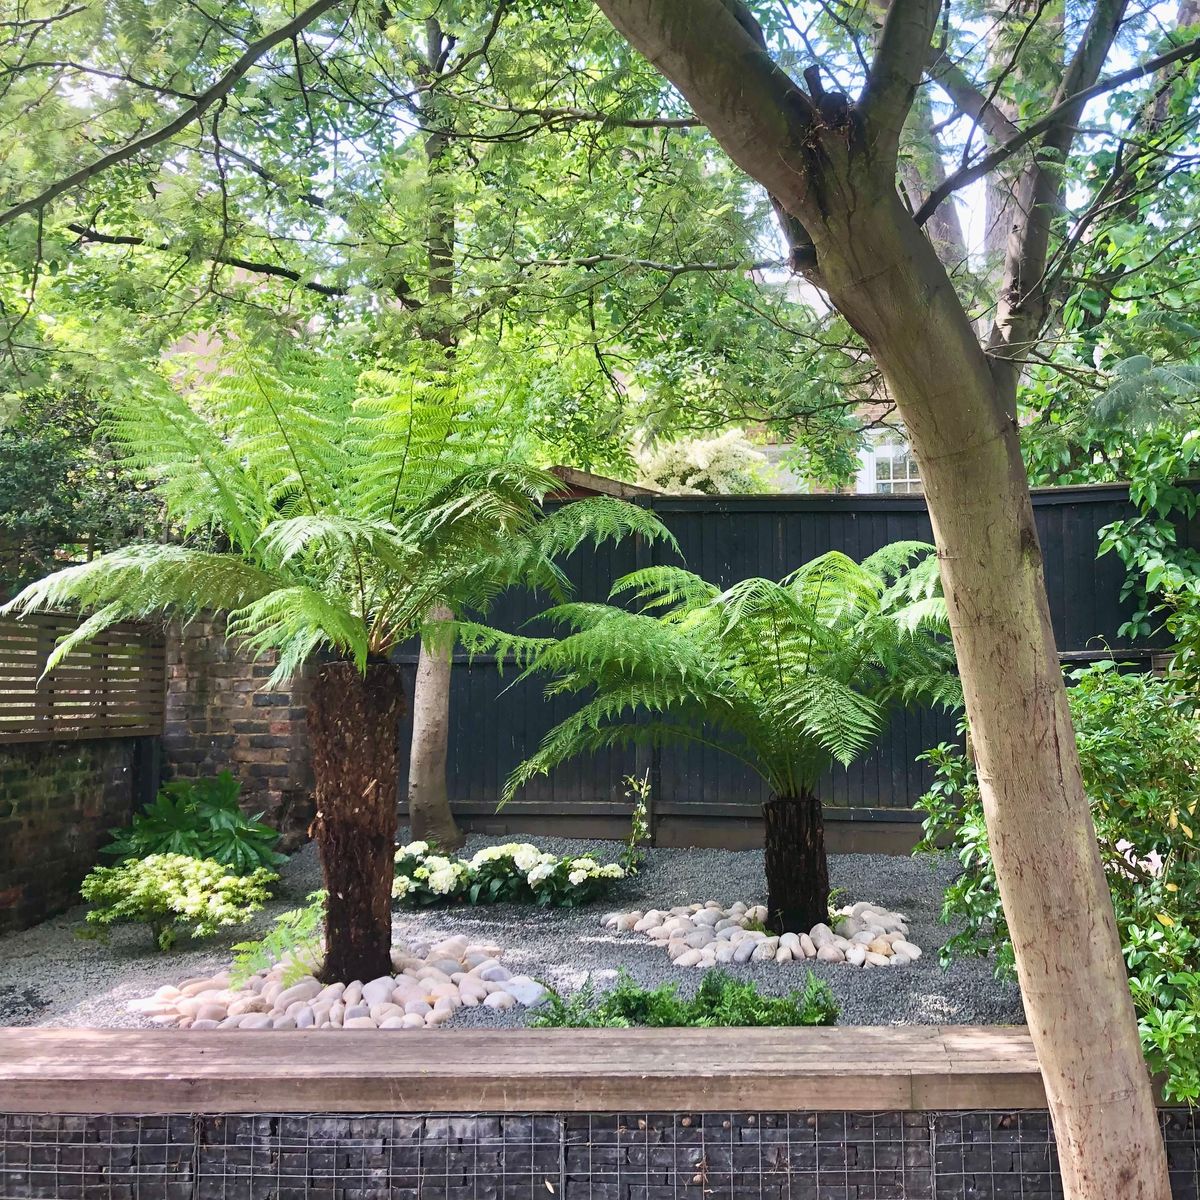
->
[
  {"left": 498, "top": 544, "right": 959, "bottom": 801},
  {"left": 2, "top": 348, "right": 673, "bottom": 686}
]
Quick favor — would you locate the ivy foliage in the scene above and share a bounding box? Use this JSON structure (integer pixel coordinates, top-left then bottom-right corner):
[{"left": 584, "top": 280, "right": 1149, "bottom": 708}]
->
[
  {"left": 532, "top": 968, "right": 838, "bottom": 1029},
  {"left": 916, "top": 662, "right": 1200, "bottom": 1102}
]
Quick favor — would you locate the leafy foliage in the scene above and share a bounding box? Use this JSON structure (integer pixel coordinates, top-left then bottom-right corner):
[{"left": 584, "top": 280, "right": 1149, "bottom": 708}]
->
[
  {"left": 0, "top": 390, "right": 157, "bottom": 595},
  {"left": 461, "top": 542, "right": 958, "bottom": 802},
  {"left": 1, "top": 349, "right": 671, "bottom": 682},
  {"left": 231, "top": 891, "right": 326, "bottom": 986},
  {"left": 1095, "top": 429, "right": 1200, "bottom": 639},
  {"left": 80, "top": 854, "right": 277, "bottom": 952},
  {"left": 619, "top": 771, "right": 652, "bottom": 876},
  {"left": 634, "top": 429, "right": 769, "bottom": 494},
  {"left": 916, "top": 663, "right": 1200, "bottom": 1101},
  {"left": 103, "top": 772, "right": 284, "bottom": 875},
  {"left": 532, "top": 968, "right": 838, "bottom": 1029},
  {"left": 391, "top": 841, "right": 625, "bottom": 909}
]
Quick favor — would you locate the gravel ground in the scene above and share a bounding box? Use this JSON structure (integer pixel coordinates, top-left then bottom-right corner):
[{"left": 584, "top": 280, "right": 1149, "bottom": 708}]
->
[{"left": 0, "top": 836, "right": 1024, "bottom": 1029}]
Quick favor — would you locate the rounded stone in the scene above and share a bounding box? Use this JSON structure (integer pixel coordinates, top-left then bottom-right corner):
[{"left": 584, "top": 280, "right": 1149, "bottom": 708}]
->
[
  {"left": 845, "top": 946, "right": 867, "bottom": 967},
  {"left": 815, "top": 945, "right": 845, "bottom": 964},
  {"left": 361, "top": 977, "right": 398, "bottom": 1007},
  {"left": 674, "top": 949, "right": 703, "bottom": 967},
  {"left": 732, "top": 939, "right": 757, "bottom": 964},
  {"left": 343, "top": 1016, "right": 377, "bottom": 1029},
  {"left": 893, "top": 940, "right": 922, "bottom": 960}
]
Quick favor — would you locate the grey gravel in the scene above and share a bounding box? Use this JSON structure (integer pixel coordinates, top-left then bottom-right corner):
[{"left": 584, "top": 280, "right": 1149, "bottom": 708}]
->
[{"left": 0, "top": 834, "right": 1024, "bottom": 1029}]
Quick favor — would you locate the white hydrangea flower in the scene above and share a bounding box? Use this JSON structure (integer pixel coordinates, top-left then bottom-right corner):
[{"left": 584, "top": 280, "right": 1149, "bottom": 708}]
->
[
  {"left": 392, "top": 875, "right": 411, "bottom": 899},
  {"left": 568, "top": 869, "right": 588, "bottom": 885},
  {"left": 526, "top": 862, "right": 556, "bottom": 886},
  {"left": 599, "top": 864, "right": 625, "bottom": 879},
  {"left": 511, "top": 845, "right": 548, "bottom": 873},
  {"left": 396, "top": 841, "right": 429, "bottom": 859}
]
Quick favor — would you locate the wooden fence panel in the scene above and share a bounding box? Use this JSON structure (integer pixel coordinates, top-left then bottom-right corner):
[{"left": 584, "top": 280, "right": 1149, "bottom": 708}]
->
[
  {"left": 396, "top": 483, "right": 1197, "bottom": 817},
  {"left": 0, "top": 613, "right": 165, "bottom": 743}
]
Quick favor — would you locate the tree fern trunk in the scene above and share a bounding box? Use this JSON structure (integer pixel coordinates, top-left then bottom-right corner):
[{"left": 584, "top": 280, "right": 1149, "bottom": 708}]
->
[
  {"left": 308, "top": 659, "right": 403, "bottom": 983},
  {"left": 763, "top": 792, "right": 828, "bottom": 934},
  {"left": 408, "top": 605, "right": 465, "bottom": 850}
]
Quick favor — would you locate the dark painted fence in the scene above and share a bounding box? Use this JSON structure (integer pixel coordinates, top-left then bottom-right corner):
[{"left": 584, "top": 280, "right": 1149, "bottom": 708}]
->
[{"left": 396, "top": 484, "right": 1185, "bottom": 829}]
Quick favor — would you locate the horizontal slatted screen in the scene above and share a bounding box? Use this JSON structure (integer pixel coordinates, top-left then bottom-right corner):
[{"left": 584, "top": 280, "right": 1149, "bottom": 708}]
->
[{"left": 0, "top": 613, "right": 165, "bottom": 744}]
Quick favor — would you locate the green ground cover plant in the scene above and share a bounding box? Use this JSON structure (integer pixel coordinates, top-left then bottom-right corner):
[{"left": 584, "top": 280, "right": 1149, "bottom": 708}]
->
[
  {"left": 80, "top": 854, "right": 278, "bottom": 951},
  {"left": 533, "top": 969, "right": 838, "bottom": 1029}
]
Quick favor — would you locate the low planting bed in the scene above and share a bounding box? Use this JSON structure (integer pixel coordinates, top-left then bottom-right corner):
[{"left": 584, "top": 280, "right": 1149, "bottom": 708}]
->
[{"left": 0, "top": 836, "right": 1023, "bottom": 1031}]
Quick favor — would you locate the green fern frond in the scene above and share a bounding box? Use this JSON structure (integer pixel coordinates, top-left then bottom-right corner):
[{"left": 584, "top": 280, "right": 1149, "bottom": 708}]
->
[{"left": 501, "top": 540, "right": 957, "bottom": 800}]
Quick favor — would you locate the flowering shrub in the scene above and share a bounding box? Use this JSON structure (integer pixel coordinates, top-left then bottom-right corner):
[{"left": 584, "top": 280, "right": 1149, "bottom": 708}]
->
[
  {"left": 392, "top": 841, "right": 624, "bottom": 908},
  {"left": 634, "top": 429, "right": 769, "bottom": 495},
  {"left": 80, "top": 853, "right": 277, "bottom": 951}
]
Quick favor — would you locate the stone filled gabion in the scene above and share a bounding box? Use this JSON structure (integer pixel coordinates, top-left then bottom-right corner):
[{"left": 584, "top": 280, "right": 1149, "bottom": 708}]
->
[
  {"left": 126, "top": 934, "right": 548, "bottom": 1030},
  {"left": 602, "top": 900, "right": 923, "bottom": 968}
]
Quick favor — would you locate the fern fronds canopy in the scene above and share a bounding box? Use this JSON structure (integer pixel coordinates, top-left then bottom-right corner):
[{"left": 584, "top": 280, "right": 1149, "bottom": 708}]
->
[
  {"left": 3, "top": 347, "right": 675, "bottom": 685},
  {"left": 487, "top": 544, "right": 959, "bottom": 802}
]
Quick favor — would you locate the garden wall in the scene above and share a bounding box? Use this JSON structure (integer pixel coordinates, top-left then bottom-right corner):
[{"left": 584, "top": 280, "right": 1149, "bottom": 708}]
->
[
  {"left": 162, "top": 614, "right": 315, "bottom": 849},
  {"left": 0, "top": 738, "right": 155, "bottom": 934},
  {"left": 1, "top": 1108, "right": 1197, "bottom": 1199}
]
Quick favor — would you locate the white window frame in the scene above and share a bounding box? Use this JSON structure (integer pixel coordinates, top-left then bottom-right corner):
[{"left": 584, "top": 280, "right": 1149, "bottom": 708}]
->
[{"left": 856, "top": 430, "right": 922, "bottom": 495}]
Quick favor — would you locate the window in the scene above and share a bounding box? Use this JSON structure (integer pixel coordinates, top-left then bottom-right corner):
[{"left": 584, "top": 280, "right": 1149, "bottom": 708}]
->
[{"left": 856, "top": 431, "right": 922, "bottom": 495}]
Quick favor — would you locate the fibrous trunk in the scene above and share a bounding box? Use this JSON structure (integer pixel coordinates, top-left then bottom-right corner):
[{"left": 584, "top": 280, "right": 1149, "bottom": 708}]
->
[
  {"left": 762, "top": 791, "right": 828, "bottom": 934},
  {"left": 308, "top": 659, "right": 404, "bottom": 984},
  {"left": 408, "top": 605, "right": 464, "bottom": 850}
]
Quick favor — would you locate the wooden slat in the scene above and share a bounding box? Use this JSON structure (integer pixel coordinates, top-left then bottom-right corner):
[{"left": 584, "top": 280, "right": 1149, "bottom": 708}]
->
[
  {"left": 0, "top": 613, "right": 164, "bottom": 744},
  {"left": 0, "top": 1027, "right": 1048, "bottom": 1115}
]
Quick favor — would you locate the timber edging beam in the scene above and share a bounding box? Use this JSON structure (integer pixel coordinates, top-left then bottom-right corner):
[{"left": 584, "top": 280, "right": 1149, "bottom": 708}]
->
[{"left": 0, "top": 1026, "right": 1047, "bottom": 1114}]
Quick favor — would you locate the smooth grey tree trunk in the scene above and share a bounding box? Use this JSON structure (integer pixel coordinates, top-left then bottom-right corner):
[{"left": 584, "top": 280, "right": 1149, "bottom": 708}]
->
[{"left": 407, "top": 604, "right": 464, "bottom": 850}]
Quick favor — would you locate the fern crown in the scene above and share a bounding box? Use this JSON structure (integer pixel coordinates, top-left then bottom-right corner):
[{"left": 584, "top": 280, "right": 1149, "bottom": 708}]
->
[
  {"left": 3, "top": 348, "right": 675, "bottom": 683},
  {"left": 459, "top": 541, "right": 960, "bottom": 801}
]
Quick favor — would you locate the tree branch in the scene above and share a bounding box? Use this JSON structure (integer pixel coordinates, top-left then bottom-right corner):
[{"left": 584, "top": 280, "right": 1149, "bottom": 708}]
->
[
  {"left": 592, "top": 0, "right": 815, "bottom": 214},
  {"left": 927, "top": 51, "right": 1020, "bottom": 146},
  {"left": 0, "top": 0, "right": 341, "bottom": 229},
  {"left": 916, "top": 32, "right": 1200, "bottom": 227},
  {"left": 64, "top": 223, "right": 348, "bottom": 297},
  {"left": 859, "top": 0, "right": 942, "bottom": 161}
]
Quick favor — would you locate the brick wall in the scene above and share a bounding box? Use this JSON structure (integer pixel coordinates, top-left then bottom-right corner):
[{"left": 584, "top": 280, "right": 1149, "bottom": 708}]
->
[
  {"left": 163, "top": 615, "right": 315, "bottom": 849},
  {"left": 0, "top": 739, "right": 143, "bottom": 934}
]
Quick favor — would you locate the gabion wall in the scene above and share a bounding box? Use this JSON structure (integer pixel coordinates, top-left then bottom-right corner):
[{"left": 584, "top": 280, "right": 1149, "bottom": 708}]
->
[{"left": 0, "top": 1109, "right": 1197, "bottom": 1200}]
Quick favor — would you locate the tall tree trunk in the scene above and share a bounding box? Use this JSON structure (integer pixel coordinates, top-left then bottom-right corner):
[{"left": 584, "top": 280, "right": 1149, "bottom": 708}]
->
[
  {"left": 408, "top": 604, "right": 464, "bottom": 849},
  {"left": 762, "top": 792, "right": 828, "bottom": 934},
  {"left": 822, "top": 199, "right": 1167, "bottom": 1200},
  {"left": 308, "top": 659, "right": 403, "bottom": 984},
  {"left": 589, "top": 4, "right": 1169, "bottom": 1195}
]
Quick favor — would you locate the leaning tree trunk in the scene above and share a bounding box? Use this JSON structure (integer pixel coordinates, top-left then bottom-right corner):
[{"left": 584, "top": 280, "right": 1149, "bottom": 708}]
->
[
  {"left": 585, "top": 6, "right": 1170, "bottom": 1193},
  {"left": 308, "top": 659, "right": 404, "bottom": 984},
  {"left": 818, "top": 201, "right": 1168, "bottom": 1198},
  {"left": 408, "top": 605, "right": 465, "bottom": 850},
  {"left": 762, "top": 792, "right": 829, "bottom": 934}
]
